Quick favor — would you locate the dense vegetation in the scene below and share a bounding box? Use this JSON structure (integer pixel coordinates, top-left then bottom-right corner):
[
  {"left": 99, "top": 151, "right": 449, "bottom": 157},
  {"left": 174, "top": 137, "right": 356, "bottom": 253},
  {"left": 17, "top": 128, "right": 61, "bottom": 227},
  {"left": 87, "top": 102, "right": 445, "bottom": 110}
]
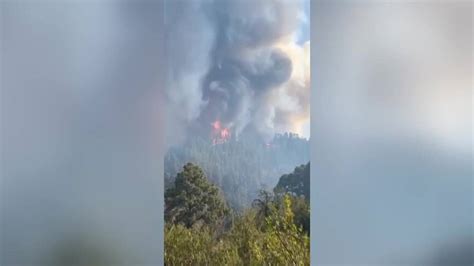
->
[
  {"left": 275, "top": 162, "right": 310, "bottom": 199},
  {"left": 165, "top": 162, "right": 310, "bottom": 265},
  {"left": 165, "top": 132, "right": 309, "bottom": 210}
]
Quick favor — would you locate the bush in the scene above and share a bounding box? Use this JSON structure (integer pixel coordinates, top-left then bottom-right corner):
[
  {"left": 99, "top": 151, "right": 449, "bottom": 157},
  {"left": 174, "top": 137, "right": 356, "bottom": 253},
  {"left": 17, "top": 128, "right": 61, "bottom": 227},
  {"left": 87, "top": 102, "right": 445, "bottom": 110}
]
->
[{"left": 164, "top": 224, "right": 241, "bottom": 265}]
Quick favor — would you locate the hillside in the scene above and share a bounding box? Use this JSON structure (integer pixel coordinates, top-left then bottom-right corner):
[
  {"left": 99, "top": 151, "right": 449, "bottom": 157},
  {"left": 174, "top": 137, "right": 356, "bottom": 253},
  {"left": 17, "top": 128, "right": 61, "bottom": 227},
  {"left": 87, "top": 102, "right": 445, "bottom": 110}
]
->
[{"left": 165, "top": 132, "right": 309, "bottom": 210}]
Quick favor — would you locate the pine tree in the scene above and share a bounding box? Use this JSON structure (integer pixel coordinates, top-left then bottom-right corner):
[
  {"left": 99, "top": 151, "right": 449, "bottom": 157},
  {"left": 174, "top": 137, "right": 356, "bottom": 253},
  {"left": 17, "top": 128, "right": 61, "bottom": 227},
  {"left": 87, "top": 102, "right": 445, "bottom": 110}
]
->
[{"left": 165, "top": 163, "right": 229, "bottom": 228}]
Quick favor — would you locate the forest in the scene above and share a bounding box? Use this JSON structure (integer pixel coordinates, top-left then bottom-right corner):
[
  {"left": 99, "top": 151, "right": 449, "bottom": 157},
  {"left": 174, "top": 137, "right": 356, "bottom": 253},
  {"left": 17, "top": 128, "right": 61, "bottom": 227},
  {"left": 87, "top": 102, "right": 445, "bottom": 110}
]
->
[
  {"left": 164, "top": 133, "right": 310, "bottom": 265},
  {"left": 165, "top": 132, "right": 310, "bottom": 210}
]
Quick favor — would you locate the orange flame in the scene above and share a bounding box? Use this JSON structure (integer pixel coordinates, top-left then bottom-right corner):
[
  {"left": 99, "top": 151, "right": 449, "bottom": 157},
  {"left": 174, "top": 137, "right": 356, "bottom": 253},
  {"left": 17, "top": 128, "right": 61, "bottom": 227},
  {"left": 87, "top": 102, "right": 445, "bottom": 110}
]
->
[
  {"left": 211, "top": 120, "right": 231, "bottom": 145},
  {"left": 212, "top": 120, "right": 221, "bottom": 130}
]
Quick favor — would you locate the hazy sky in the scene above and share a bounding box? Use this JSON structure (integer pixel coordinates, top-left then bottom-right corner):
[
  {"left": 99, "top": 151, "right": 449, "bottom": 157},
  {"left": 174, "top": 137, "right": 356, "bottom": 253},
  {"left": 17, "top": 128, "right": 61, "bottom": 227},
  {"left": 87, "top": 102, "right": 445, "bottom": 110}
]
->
[{"left": 300, "top": 0, "right": 311, "bottom": 138}]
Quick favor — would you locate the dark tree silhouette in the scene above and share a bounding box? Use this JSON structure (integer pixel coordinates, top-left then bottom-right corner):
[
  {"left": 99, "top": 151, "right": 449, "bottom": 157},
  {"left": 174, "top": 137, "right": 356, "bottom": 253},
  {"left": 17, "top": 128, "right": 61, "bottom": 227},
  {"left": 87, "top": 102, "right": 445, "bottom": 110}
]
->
[
  {"left": 274, "top": 162, "right": 310, "bottom": 199},
  {"left": 165, "top": 163, "right": 229, "bottom": 228}
]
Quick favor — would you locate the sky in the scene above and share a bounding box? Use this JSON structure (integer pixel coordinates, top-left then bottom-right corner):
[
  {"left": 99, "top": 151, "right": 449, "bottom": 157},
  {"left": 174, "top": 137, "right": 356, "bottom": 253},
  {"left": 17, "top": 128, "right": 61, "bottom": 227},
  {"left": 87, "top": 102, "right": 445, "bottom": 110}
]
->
[{"left": 299, "top": 0, "right": 311, "bottom": 138}]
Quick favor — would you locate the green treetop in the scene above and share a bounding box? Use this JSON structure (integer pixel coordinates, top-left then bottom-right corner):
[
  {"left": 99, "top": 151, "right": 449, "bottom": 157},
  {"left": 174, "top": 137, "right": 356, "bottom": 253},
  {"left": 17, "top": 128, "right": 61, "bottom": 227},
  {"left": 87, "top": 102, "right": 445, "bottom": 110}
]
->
[{"left": 165, "top": 163, "right": 229, "bottom": 228}]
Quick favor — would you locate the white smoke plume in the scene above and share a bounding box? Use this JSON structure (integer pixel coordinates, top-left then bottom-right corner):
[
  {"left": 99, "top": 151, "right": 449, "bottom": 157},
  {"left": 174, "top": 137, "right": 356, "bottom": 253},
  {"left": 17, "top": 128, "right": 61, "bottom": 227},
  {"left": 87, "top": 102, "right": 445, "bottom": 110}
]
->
[{"left": 165, "top": 0, "right": 310, "bottom": 143}]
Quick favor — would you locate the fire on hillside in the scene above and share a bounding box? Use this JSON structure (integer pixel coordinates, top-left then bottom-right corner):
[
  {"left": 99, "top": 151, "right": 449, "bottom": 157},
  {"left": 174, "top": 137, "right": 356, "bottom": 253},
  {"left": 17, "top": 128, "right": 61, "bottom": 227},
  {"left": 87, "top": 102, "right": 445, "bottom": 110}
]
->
[{"left": 211, "top": 120, "right": 231, "bottom": 145}]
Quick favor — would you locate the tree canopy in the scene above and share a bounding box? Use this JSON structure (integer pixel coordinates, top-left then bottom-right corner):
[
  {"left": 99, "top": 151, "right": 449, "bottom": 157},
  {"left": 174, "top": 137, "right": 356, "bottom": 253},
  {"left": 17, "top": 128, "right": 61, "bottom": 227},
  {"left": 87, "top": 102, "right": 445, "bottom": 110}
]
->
[
  {"left": 274, "top": 162, "right": 310, "bottom": 199},
  {"left": 165, "top": 163, "right": 229, "bottom": 228}
]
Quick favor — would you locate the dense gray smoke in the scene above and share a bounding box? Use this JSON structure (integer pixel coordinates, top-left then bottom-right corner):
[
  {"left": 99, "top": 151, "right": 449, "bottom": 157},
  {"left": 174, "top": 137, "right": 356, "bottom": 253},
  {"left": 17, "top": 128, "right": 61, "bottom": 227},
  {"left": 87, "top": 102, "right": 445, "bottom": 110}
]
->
[{"left": 165, "top": 0, "right": 310, "bottom": 143}]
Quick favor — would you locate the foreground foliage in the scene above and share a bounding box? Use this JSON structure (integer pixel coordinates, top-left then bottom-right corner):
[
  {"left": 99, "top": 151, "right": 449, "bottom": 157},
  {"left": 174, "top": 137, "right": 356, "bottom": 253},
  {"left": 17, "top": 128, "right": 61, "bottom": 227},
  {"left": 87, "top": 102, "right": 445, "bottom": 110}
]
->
[
  {"left": 165, "top": 164, "right": 310, "bottom": 265},
  {"left": 165, "top": 195, "right": 309, "bottom": 265},
  {"left": 164, "top": 224, "right": 240, "bottom": 265}
]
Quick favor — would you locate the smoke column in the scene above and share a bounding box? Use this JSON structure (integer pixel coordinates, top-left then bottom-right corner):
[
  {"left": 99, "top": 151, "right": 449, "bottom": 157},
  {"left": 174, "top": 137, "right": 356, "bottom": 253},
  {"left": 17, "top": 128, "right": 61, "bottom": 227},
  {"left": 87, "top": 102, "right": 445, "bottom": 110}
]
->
[{"left": 165, "top": 0, "right": 310, "bottom": 144}]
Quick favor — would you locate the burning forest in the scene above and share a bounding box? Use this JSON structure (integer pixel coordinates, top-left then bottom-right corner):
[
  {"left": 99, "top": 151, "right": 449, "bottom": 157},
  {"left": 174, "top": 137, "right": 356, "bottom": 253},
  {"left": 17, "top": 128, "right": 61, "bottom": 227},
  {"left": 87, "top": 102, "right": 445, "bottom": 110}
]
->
[
  {"left": 211, "top": 120, "right": 232, "bottom": 145},
  {"left": 164, "top": 0, "right": 311, "bottom": 209},
  {"left": 164, "top": 0, "right": 310, "bottom": 264}
]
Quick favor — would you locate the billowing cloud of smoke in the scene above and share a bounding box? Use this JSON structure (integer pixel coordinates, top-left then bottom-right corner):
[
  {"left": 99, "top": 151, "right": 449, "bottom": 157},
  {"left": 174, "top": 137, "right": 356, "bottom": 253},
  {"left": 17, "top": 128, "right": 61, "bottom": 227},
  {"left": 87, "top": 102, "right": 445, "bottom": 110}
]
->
[{"left": 165, "top": 0, "right": 310, "bottom": 143}]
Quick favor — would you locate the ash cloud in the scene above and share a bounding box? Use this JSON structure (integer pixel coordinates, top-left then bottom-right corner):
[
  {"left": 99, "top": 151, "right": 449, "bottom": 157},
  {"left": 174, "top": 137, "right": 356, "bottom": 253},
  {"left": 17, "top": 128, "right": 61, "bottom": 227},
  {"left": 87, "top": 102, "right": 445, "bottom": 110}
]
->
[{"left": 165, "top": 0, "right": 310, "bottom": 143}]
